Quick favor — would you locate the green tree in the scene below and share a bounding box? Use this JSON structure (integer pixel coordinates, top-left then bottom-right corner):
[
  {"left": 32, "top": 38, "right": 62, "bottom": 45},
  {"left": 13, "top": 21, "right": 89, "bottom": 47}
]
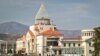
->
[{"left": 93, "top": 27, "right": 100, "bottom": 56}]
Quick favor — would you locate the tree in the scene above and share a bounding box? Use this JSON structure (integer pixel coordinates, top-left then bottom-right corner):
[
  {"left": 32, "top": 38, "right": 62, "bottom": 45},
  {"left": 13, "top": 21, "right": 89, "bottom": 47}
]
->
[{"left": 93, "top": 27, "right": 100, "bottom": 56}]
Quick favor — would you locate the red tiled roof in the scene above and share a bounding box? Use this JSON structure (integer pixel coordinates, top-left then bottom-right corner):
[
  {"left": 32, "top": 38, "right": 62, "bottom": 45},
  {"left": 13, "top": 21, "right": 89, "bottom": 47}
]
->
[
  {"left": 41, "top": 28, "right": 62, "bottom": 36},
  {"left": 28, "top": 30, "right": 34, "bottom": 37},
  {"left": 17, "top": 35, "right": 26, "bottom": 41}
]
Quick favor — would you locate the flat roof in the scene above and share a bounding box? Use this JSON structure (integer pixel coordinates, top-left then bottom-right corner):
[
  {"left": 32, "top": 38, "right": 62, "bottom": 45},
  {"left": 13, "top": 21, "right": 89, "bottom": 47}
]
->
[{"left": 81, "top": 29, "right": 94, "bottom": 32}]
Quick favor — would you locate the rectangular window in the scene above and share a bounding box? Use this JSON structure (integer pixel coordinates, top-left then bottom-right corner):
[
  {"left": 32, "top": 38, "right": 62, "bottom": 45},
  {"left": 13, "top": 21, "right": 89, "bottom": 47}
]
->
[
  {"left": 89, "top": 50, "right": 92, "bottom": 53},
  {"left": 73, "top": 43, "right": 75, "bottom": 47},
  {"left": 68, "top": 43, "right": 71, "bottom": 47},
  {"left": 64, "top": 43, "right": 66, "bottom": 47},
  {"left": 89, "top": 42, "right": 91, "bottom": 46},
  {"left": 78, "top": 44, "right": 80, "bottom": 46},
  {"left": 47, "top": 41, "right": 58, "bottom": 46}
]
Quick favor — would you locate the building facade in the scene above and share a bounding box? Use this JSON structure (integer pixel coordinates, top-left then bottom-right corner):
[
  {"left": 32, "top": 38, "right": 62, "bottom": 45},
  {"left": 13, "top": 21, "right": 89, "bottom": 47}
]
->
[
  {"left": 60, "top": 29, "right": 94, "bottom": 56},
  {"left": 16, "top": 4, "right": 95, "bottom": 56}
]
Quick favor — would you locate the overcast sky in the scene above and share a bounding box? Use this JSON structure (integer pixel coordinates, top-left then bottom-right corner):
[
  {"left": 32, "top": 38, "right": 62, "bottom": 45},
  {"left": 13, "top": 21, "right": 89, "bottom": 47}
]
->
[{"left": 0, "top": 0, "right": 100, "bottom": 30}]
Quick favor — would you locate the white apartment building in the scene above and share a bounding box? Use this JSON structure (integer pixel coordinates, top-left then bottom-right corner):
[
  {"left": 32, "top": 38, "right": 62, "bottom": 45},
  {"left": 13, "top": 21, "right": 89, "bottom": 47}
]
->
[{"left": 60, "top": 29, "right": 94, "bottom": 56}]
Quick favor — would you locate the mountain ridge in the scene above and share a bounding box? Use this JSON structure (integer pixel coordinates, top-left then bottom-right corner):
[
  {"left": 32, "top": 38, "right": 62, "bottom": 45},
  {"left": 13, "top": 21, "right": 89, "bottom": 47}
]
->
[
  {"left": 0, "top": 21, "right": 81, "bottom": 40},
  {"left": 0, "top": 21, "right": 29, "bottom": 35}
]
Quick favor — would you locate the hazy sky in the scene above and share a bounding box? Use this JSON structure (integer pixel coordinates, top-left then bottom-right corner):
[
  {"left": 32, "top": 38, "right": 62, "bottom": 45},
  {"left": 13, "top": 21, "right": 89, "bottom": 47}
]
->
[{"left": 0, "top": 0, "right": 100, "bottom": 30}]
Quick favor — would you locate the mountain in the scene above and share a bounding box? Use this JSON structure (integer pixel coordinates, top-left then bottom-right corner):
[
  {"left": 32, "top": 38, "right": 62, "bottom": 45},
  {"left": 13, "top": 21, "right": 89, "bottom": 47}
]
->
[
  {"left": 0, "top": 21, "right": 81, "bottom": 39},
  {"left": 0, "top": 22, "right": 29, "bottom": 35},
  {"left": 59, "top": 30, "right": 81, "bottom": 38}
]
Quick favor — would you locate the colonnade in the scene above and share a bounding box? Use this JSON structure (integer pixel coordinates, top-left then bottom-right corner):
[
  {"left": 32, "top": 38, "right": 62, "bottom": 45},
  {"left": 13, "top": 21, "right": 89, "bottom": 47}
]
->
[
  {"left": 82, "top": 31, "right": 95, "bottom": 36},
  {"left": 0, "top": 41, "right": 16, "bottom": 54}
]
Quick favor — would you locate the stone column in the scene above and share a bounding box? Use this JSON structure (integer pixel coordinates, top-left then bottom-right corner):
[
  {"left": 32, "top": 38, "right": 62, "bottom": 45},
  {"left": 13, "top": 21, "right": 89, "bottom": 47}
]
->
[
  {"left": 57, "top": 50, "right": 59, "bottom": 55},
  {"left": 5, "top": 42, "right": 8, "bottom": 53},
  {"left": 12, "top": 43, "right": 14, "bottom": 54}
]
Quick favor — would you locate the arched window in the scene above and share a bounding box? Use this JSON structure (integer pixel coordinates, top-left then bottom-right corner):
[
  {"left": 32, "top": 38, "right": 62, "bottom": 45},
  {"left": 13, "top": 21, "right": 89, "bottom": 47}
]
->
[
  {"left": 32, "top": 39, "right": 34, "bottom": 42},
  {"left": 89, "top": 42, "right": 91, "bottom": 46}
]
